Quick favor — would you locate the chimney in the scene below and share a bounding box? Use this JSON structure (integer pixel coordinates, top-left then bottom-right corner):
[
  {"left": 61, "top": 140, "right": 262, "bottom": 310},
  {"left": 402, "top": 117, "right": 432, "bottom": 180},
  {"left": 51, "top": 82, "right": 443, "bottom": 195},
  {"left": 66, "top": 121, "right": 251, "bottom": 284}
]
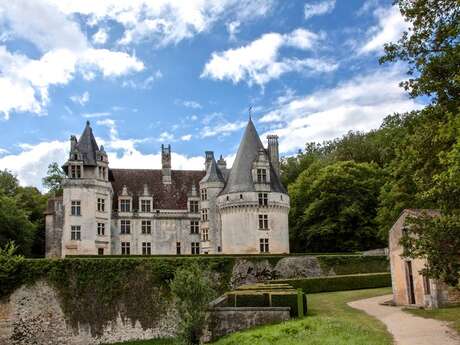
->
[
  {"left": 217, "top": 155, "right": 227, "bottom": 171},
  {"left": 267, "top": 135, "right": 280, "bottom": 177},
  {"left": 161, "top": 144, "right": 171, "bottom": 184},
  {"left": 205, "top": 151, "right": 214, "bottom": 170},
  {"left": 70, "top": 135, "right": 77, "bottom": 151}
]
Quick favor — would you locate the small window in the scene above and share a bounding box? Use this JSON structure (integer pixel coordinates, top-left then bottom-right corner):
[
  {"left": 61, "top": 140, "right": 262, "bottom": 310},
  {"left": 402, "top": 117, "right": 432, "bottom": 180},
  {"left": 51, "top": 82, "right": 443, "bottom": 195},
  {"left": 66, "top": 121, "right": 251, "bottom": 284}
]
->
[
  {"left": 142, "top": 242, "right": 151, "bottom": 255},
  {"left": 70, "top": 165, "right": 81, "bottom": 179},
  {"left": 217, "top": 246, "right": 222, "bottom": 252},
  {"left": 176, "top": 242, "right": 181, "bottom": 255},
  {"left": 120, "top": 199, "right": 131, "bottom": 212},
  {"left": 226, "top": 196, "right": 229, "bottom": 201},
  {"left": 201, "top": 209, "right": 208, "bottom": 221},
  {"left": 71, "top": 225, "right": 81, "bottom": 240},
  {"left": 191, "top": 242, "right": 200, "bottom": 255},
  {"left": 120, "top": 220, "right": 131, "bottom": 234},
  {"left": 258, "top": 214, "right": 268, "bottom": 229},
  {"left": 98, "top": 248, "right": 104, "bottom": 256},
  {"left": 257, "top": 169, "right": 267, "bottom": 183},
  {"left": 190, "top": 220, "right": 199, "bottom": 234},
  {"left": 202, "top": 228, "right": 209, "bottom": 241},
  {"left": 259, "top": 238, "right": 269, "bottom": 253},
  {"left": 201, "top": 189, "right": 208, "bottom": 201},
  {"left": 240, "top": 194, "right": 243, "bottom": 200},
  {"left": 121, "top": 242, "right": 130, "bottom": 255},
  {"left": 97, "top": 198, "right": 105, "bottom": 212},
  {"left": 71, "top": 200, "right": 81, "bottom": 216},
  {"left": 258, "top": 193, "right": 268, "bottom": 206},
  {"left": 141, "top": 220, "right": 151, "bottom": 234},
  {"left": 189, "top": 200, "right": 199, "bottom": 213},
  {"left": 141, "top": 199, "right": 151, "bottom": 213},
  {"left": 97, "top": 223, "right": 105, "bottom": 236}
]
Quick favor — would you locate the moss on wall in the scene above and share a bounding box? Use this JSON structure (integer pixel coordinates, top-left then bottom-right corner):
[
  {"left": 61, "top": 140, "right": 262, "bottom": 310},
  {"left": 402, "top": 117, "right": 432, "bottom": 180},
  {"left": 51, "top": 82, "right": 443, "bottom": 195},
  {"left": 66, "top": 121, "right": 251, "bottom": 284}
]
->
[{"left": 0, "top": 254, "right": 389, "bottom": 336}]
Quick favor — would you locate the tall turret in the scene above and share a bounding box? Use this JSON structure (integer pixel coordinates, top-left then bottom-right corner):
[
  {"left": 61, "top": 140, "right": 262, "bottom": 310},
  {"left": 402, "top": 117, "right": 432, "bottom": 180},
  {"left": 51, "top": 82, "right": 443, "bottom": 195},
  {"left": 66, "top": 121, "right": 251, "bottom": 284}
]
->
[
  {"left": 60, "top": 121, "right": 113, "bottom": 257},
  {"left": 267, "top": 135, "right": 280, "bottom": 177},
  {"left": 200, "top": 151, "right": 225, "bottom": 254},
  {"left": 162, "top": 144, "right": 172, "bottom": 185},
  {"left": 217, "top": 118, "right": 289, "bottom": 254}
]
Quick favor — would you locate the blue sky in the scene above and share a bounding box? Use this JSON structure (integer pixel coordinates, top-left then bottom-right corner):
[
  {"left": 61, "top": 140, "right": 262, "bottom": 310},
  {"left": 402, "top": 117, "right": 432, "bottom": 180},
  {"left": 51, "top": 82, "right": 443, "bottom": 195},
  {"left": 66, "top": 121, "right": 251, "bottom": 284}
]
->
[{"left": 0, "top": 0, "right": 423, "bottom": 188}]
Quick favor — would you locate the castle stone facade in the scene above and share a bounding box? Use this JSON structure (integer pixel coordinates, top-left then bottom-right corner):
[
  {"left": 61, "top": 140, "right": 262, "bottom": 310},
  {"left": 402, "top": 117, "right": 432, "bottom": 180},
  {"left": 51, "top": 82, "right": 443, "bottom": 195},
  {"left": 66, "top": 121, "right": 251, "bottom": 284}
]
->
[{"left": 45, "top": 119, "right": 290, "bottom": 257}]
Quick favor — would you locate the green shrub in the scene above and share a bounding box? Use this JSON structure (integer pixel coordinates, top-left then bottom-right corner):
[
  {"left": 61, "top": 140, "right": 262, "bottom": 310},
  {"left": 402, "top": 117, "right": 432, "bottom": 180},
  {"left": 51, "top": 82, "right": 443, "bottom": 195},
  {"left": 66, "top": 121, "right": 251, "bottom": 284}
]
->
[
  {"left": 273, "top": 273, "right": 391, "bottom": 294},
  {"left": 317, "top": 256, "right": 389, "bottom": 275},
  {"left": 170, "top": 263, "right": 216, "bottom": 345},
  {"left": 0, "top": 241, "right": 24, "bottom": 296}
]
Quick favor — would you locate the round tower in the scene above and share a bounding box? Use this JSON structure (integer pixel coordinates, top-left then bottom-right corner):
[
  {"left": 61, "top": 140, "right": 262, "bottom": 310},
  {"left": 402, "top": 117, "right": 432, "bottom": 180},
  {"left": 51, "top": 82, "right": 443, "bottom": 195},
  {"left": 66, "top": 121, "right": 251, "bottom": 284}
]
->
[{"left": 217, "top": 119, "right": 290, "bottom": 254}]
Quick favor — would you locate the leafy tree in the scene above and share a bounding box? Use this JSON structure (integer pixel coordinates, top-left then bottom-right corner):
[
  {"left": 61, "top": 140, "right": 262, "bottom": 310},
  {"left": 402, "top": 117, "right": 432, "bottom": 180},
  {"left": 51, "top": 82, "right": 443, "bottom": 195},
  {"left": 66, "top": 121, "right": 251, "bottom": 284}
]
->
[
  {"left": 0, "top": 194, "right": 36, "bottom": 256},
  {"left": 0, "top": 169, "right": 19, "bottom": 196},
  {"left": 170, "top": 263, "right": 216, "bottom": 345},
  {"left": 401, "top": 213, "right": 460, "bottom": 286},
  {"left": 42, "top": 162, "right": 66, "bottom": 195},
  {"left": 289, "top": 161, "right": 385, "bottom": 252},
  {"left": 0, "top": 241, "right": 24, "bottom": 296},
  {"left": 380, "top": 0, "right": 460, "bottom": 109}
]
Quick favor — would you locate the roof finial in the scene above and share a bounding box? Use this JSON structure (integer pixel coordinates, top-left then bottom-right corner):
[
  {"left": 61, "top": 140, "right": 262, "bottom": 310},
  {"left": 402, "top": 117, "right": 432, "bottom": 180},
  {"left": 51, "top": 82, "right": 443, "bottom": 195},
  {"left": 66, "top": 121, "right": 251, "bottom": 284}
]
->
[
  {"left": 86, "top": 120, "right": 90, "bottom": 126},
  {"left": 248, "top": 105, "right": 253, "bottom": 121}
]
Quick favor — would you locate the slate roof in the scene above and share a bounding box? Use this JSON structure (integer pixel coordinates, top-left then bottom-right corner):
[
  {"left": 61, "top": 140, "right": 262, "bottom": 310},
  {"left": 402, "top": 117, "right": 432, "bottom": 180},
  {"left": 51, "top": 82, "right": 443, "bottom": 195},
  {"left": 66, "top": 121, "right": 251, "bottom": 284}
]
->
[
  {"left": 200, "top": 156, "right": 225, "bottom": 184},
  {"left": 75, "top": 121, "right": 100, "bottom": 166},
  {"left": 110, "top": 169, "right": 205, "bottom": 211},
  {"left": 221, "top": 119, "right": 286, "bottom": 194}
]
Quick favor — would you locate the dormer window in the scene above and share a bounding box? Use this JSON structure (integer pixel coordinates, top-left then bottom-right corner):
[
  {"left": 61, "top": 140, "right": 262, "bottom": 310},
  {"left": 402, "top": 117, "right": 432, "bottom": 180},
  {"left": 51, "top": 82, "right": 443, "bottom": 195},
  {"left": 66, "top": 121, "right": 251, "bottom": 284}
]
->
[
  {"left": 70, "top": 165, "right": 81, "bottom": 179},
  {"left": 120, "top": 199, "right": 131, "bottom": 212},
  {"left": 201, "top": 189, "right": 207, "bottom": 201},
  {"left": 189, "top": 200, "right": 199, "bottom": 213},
  {"left": 141, "top": 199, "right": 151, "bottom": 213},
  {"left": 257, "top": 168, "right": 267, "bottom": 183}
]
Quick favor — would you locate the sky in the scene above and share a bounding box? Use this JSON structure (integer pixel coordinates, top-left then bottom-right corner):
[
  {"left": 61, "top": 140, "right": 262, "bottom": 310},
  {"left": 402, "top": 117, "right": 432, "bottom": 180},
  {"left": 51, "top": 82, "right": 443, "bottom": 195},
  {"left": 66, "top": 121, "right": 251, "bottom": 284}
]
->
[{"left": 0, "top": 0, "right": 424, "bottom": 189}]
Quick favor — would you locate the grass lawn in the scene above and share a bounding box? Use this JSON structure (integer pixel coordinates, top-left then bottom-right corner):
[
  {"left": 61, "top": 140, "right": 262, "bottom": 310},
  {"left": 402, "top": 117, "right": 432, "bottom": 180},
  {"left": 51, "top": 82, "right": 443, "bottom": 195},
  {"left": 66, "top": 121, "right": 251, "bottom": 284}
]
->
[
  {"left": 109, "top": 287, "right": 393, "bottom": 345},
  {"left": 404, "top": 306, "right": 460, "bottom": 334},
  {"left": 213, "top": 287, "right": 393, "bottom": 345}
]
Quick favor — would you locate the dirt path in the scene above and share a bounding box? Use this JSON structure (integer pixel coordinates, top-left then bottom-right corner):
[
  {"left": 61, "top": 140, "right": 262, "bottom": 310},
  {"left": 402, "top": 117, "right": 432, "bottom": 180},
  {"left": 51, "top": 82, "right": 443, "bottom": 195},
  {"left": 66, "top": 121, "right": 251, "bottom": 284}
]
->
[{"left": 348, "top": 294, "right": 460, "bottom": 345}]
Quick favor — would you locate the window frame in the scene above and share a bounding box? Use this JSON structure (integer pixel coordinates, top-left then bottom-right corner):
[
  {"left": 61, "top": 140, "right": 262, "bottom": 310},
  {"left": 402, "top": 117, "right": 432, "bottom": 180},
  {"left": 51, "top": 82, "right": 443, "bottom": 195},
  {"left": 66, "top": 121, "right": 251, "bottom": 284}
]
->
[
  {"left": 258, "top": 193, "right": 268, "bottom": 206},
  {"left": 259, "top": 238, "right": 269, "bottom": 253},
  {"left": 141, "top": 220, "right": 152, "bottom": 234},
  {"left": 201, "top": 227, "right": 209, "bottom": 241},
  {"left": 119, "top": 199, "right": 131, "bottom": 213},
  {"left": 190, "top": 220, "right": 199, "bottom": 234},
  {"left": 191, "top": 242, "right": 200, "bottom": 255},
  {"left": 256, "top": 168, "right": 267, "bottom": 183},
  {"left": 97, "top": 222, "right": 105, "bottom": 236},
  {"left": 142, "top": 242, "right": 152, "bottom": 255},
  {"left": 258, "top": 214, "right": 269, "bottom": 230},
  {"left": 140, "top": 199, "right": 151, "bottom": 213},
  {"left": 120, "top": 219, "right": 131, "bottom": 234},
  {"left": 189, "top": 200, "right": 199, "bottom": 213},
  {"left": 121, "top": 242, "right": 130, "bottom": 255},
  {"left": 71, "top": 200, "right": 81, "bottom": 216},
  {"left": 97, "top": 198, "right": 105, "bottom": 212},
  {"left": 71, "top": 225, "right": 81, "bottom": 241}
]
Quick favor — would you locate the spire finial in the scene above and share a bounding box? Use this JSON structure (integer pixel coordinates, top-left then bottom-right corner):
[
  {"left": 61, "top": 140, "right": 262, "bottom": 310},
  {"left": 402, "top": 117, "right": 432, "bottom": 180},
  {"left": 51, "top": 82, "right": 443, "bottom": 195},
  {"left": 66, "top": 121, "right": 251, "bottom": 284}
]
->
[
  {"left": 248, "top": 105, "right": 253, "bottom": 121},
  {"left": 86, "top": 120, "right": 90, "bottom": 126}
]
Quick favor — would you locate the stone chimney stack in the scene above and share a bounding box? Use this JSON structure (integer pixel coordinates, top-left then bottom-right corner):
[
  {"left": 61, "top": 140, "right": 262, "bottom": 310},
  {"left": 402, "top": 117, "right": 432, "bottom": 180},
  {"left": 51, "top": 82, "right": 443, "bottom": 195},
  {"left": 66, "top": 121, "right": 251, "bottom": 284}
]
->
[
  {"left": 70, "top": 135, "right": 77, "bottom": 151},
  {"left": 267, "top": 135, "right": 280, "bottom": 177},
  {"left": 161, "top": 144, "right": 171, "bottom": 184},
  {"left": 205, "top": 151, "right": 214, "bottom": 170},
  {"left": 217, "top": 155, "right": 227, "bottom": 171}
]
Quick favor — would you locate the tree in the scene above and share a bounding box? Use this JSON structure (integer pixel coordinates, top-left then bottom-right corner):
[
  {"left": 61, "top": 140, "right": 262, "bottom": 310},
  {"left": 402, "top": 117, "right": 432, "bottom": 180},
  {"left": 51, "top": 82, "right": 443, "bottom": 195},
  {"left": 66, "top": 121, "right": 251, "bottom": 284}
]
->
[
  {"left": 0, "top": 194, "right": 36, "bottom": 256},
  {"left": 0, "top": 169, "right": 19, "bottom": 197},
  {"left": 170, "top": 263, "right": 216, "bottom": 345},
  {"left": 289, "top": 161, "right": 385, "bottom": 252},
  {"left": 380, "top": 0, "right": 460, "bottom": 109},
  {"left": 42, "top": 162, "right": 66, "bottom": 195}
]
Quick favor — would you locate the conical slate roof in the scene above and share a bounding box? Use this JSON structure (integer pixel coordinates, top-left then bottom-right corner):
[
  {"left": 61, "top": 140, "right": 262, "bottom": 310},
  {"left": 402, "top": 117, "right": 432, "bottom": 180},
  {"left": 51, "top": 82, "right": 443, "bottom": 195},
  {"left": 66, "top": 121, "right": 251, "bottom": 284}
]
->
[
  {"left": 200, "top": 155, "right": 225, "bottom": 184},
  {"left": 75, "top": 121, "right": 100, "bottom": 166},
  {"left": 221, "top": 118, "right": 286, "bottom": 194}
]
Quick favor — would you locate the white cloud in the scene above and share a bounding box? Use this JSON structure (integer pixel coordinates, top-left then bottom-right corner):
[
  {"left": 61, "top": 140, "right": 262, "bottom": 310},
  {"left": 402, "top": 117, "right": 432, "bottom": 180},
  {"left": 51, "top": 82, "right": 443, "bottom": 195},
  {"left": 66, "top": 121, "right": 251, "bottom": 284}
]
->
[
  {"left": 0, "top": 140, "right": 68, "bottom": 187},
  {"left": 122, "top": 70, "right": 163, "bottom": 89},
  {"left": 45, "top": 0, "right": 274, "bottom": 46},
  {"left": 360, "top": 5, "right": 408, "bottom": 54},
  {"left": 82, "top": 111, "right": 111, "bottom": 118},
  {"left": 202, "top": 121, "right": 246, "bottom": 138},
  {"left": 158, "top": 131, "right": 175, "bottom": 142},
  {"left": 201, "top": 28, "right": 335, "bottom": 86},
  {"left": 304, "top": 0, "right": 336, "bottom": 20},
  {"left": 176, "top": 99, "right": 202, "bottom": 109},
  {"left": 70, "top": 91, "right": 90, "bottom": 106},
  {"left": 259, "top": 65, "right": 424, "bottom": 154},
  {"left": 180, "top": 134, "right": 192, "bottom": 141},
  {"left": 92, "top": 28, "right": 109, "bottom": 44},
  {"left": 0, "top": 1, "right": 144, "bottom": 118},
  {"left": 0, "top": 148, "right": 9, "bottom": 155},
  {"left": 226, "top": 21, "right": 240, "bottom": 41}
]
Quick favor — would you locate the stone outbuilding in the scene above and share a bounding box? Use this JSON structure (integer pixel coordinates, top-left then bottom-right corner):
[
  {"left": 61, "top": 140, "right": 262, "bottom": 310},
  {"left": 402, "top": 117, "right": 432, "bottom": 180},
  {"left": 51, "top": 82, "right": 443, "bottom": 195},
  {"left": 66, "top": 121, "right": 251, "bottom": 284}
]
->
[{"left": 389, "top": 209, "right": 460, "bottom": 308}]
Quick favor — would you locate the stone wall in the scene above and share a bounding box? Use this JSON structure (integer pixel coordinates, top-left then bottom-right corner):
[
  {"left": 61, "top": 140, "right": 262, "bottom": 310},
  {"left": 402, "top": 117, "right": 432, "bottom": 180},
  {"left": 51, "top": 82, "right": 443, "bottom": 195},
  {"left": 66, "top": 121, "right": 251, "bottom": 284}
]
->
[
  {"left": 203, "top": 307, "right": 290, "bottom": 342},
  {"left": 0, "top": 281, "right": 177, "bottom": 345}
]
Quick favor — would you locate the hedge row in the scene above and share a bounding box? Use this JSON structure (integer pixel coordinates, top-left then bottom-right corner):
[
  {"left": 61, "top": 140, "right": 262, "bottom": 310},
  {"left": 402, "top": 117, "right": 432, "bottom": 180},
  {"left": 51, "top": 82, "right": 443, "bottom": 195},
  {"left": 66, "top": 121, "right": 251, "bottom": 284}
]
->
[
  {"left": 272, "top": 272, "right": 391, "bottom": 294},
  {"left": 317, "top": 256, "right": 389, "bottom": 275}
]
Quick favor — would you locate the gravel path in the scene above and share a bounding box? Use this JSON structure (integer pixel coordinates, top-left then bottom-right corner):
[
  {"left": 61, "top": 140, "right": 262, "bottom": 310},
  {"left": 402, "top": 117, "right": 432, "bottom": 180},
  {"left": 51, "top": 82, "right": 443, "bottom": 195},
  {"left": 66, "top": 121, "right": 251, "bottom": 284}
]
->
[{"left": 348, "top": 294, "right": 460, "bottom": 345}]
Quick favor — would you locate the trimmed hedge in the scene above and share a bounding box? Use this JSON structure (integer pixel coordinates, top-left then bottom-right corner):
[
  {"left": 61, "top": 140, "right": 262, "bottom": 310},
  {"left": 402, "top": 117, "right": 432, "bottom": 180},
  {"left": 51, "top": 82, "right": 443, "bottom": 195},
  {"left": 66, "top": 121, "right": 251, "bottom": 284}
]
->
[
  {"left": 317, "top": 256, "right": 389, "bottom": 275},
  {"left": 272, "top": 272, "right": 391, "bottom": 294}
]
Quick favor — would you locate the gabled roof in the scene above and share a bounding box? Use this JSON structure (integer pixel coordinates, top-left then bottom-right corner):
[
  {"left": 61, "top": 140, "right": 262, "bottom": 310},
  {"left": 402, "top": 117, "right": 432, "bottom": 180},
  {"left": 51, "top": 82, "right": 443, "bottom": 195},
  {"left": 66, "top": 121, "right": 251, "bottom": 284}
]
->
[
  {"left": 75, "top": 121, "right": 100, "bottom": 166},
  {"left": 201, "top": 156, "right": 225, "bottom": 184},
  {"left": 110, "top": 169, "right": 205, "bottom": 210},
  {"left": 221, "top": 119, "right": 286, "bottom": 194}
]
